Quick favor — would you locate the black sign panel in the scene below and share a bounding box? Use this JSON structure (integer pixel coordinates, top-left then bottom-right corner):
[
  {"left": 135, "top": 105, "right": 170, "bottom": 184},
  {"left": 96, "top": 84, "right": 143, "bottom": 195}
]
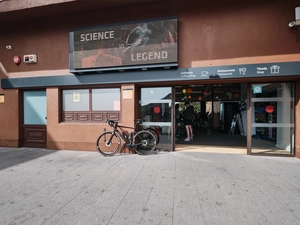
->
[
  {"left": 70, "top": 17, "right": 178, "bottom": 72},
  {"left": 178, "top": 62, "right": 300, "bottom": 80},
  {"left": 2, "top": 61, "right": 300, "bottom": 89}
]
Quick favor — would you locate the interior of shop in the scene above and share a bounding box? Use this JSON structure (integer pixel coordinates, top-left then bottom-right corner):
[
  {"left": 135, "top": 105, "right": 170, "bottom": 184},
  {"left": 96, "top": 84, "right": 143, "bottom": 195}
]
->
[
  {"left": 174, "top": 83, "right": 247, "bottom": 152},
  {"left": 173, "top": 82, "right": 294, "bottom": 155},
  {"left": 139, "top": 82, "right": 294, "bottom": 155}
]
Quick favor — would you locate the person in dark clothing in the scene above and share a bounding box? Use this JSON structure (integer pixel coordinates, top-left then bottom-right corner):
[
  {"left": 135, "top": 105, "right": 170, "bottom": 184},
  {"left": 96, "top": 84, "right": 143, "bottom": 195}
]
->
[
  {"left": 182, "top": 101, "right": 194, "bottom": 141},
  {"left": 175, "top": 103, "right": 181, "bottom": 140}
]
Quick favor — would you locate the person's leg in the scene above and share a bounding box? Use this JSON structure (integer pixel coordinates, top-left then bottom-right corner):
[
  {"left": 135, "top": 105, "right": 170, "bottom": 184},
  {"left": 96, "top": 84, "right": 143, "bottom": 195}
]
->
[
  {"left": 175, "top": 122, "right": 178, "bottom": 141},
  {"left": 188, "top": 125, "right": 194, "bottom": 140},
  {"left": 190, "top": 125, "right": 194, "bottom": 137},
  {"left": 185, "top": 125, "right": 190, "bottom": 141}
]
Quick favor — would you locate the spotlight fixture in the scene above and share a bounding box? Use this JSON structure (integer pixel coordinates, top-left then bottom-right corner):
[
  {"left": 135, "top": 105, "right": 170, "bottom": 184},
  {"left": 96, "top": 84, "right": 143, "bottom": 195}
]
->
[{"left": 289, "top": 21, "right": 296, "bottom": 27}]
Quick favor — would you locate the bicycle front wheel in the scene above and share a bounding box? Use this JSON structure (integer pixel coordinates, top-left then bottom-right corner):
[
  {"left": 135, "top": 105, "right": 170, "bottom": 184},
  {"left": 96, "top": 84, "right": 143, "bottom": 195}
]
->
[
  {"left": 96, "top": 132, "right": 121, "bottom": 156},
  {"left": 133, "top": 131, "right": 157, "bottom": 155}
]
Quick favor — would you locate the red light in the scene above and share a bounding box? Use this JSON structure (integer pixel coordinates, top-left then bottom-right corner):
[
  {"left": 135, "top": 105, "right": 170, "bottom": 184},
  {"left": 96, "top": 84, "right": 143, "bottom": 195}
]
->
[
  {"left": 266, "top": 105, "right": 274, "bottom": 113},
  {"left": 154, "top": 106, "right": 160, "bottom": 114}
]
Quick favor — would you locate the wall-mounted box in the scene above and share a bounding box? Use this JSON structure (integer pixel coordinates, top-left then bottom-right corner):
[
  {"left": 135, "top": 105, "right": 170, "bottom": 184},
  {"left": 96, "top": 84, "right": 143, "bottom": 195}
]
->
[{"left": 24, "top": 54, "right": 37, "bottom": 63}]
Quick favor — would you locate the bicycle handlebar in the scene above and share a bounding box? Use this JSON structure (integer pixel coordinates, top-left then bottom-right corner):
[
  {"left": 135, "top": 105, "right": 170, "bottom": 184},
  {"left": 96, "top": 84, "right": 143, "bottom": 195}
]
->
[
  {"left": 106, "top": 118, "right": 144, "bottom": 128},
  {"left": 106, "top": 119, "right": 118, "bottom": 128}
]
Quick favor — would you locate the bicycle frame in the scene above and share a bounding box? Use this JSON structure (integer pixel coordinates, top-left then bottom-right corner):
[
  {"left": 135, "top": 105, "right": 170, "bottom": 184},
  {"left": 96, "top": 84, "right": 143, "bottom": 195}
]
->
[{"left": 106, "top": 120, "right": 141, "bottom": 147}]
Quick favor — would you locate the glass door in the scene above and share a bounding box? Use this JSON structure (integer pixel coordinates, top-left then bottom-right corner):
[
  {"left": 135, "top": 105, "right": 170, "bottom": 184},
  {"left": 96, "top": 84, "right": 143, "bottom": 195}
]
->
[
  {"left": 139, "top": 87, "right": 173, "bottom": 151},
  {"left": 250, "top": 83, "right": 295, "bottom": 155},
  {"left": 22, "top": 90, "right": 47, "bottom": 148}
]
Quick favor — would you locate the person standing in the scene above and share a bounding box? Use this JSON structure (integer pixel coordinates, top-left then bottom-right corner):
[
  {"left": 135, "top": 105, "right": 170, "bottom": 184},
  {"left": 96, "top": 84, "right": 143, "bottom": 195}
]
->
[
  {"left": 175, "top": 103, "right": 181, "bottom": 140},
  {"left": 182, "top": 101, "right": 194, "bottom": 141}
]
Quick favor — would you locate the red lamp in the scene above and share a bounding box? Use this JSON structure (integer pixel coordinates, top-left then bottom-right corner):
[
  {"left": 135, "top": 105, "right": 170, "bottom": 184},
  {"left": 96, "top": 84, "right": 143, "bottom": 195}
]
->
[
  {"left": 266, "top": 105, "right": 274, "bottom": 113},
  {"left": 154, "top": 106, "right": 160, "bottom": 114},
  {"left": 186, "top": 88, "right": 192, "bottom": 93}
]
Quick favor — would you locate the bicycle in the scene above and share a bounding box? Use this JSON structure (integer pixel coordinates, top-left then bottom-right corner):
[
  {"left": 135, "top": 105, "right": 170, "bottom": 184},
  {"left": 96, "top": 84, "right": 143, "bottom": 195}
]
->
[
  {"left": 143, "top": 126, "right": 160, "bottom": 146},
  {"left": 96, "top": 119, "right": 157, "bottom": 156}
]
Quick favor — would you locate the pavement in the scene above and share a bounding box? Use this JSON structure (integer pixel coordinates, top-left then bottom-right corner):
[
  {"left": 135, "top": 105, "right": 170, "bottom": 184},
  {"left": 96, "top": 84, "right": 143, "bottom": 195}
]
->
[{"left": 0, "top": 147, "right": 300, "bottom": 225}]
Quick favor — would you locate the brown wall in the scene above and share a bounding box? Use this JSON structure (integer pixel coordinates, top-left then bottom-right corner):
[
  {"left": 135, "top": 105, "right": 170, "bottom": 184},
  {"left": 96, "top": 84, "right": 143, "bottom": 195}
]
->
[
  {"left": 0, "top": 0, "right": 76, "bottom": 12},
  {"left": 0, "top": 88, "right": 19, "bottom": 147}
]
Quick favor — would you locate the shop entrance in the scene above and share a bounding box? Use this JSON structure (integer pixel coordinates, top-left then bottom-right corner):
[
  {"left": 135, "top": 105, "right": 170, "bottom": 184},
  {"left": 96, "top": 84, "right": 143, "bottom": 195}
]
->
[
  {"left": 174, "top": 83, "right": 247, "bottom": 153},
  {"left": 138, "top": 84, "right": 248, "bottom": 153},
  {"left": 138, "top": 82, "right": 295, "bottom": 155}
]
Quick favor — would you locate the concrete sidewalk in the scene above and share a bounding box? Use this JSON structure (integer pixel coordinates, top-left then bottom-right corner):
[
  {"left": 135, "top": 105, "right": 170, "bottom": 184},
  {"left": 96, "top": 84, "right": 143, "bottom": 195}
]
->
[{"left": 0, "top": 147, "right": 300, "bottom": 225}]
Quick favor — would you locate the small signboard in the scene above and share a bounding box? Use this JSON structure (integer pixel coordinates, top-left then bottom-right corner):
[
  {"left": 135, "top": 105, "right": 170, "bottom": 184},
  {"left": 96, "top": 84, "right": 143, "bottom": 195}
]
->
[
  {"left": 123, "top": 89, "right": 133, "bottom": 99},
  {"left": 73, "top": 92, "right": 80, "bottom": 102},
  {"left": 253, "top": 85, "right": 262, "bottom": 94},
  {"left": 0, "top": 94, "right": 4, "bottom": 103}
]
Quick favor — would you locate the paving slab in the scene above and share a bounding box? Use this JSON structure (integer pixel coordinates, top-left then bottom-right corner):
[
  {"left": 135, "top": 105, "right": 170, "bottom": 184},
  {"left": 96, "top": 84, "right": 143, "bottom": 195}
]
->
[{"left": 0, "top": 147, "right": 300, "bottom": 225}]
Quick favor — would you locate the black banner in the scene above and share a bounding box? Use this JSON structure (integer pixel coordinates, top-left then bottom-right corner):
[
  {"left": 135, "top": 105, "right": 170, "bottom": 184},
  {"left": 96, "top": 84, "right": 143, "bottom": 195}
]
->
[{"left": 70, "top": 17, "right": 178, "bottom": 71}]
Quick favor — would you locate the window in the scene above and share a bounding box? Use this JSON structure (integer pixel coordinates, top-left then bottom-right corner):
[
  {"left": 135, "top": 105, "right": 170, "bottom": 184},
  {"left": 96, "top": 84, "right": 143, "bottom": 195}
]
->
[
  {"left": 63, "top": 89, "right": 89, "bottom": 111},
  {"left": 62, "top": 88, "right": 120, "bottom": 122},
  {"left": 250, "top": 82, "right": 295, "bottom": 155},
  {"left": 92, "top": 88, "right": 120, "bottom": 111}
]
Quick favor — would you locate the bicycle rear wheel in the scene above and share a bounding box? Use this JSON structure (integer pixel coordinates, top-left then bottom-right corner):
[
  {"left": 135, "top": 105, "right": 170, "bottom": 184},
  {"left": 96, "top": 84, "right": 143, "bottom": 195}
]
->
[
  {"left": 96, "top": 132, "right": 121, "bottom": 156},
  {"left": 144, "top": 128, "right": 160, "bottom": 145},
  {"left": 133, "top": 131, "right": 157, "bottom": 155}
]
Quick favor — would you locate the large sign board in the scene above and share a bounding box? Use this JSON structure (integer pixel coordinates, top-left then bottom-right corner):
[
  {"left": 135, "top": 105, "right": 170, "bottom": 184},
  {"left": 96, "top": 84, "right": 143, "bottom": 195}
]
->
[{"left": 69, "top": 17, "right": 178, "bottom": 73}]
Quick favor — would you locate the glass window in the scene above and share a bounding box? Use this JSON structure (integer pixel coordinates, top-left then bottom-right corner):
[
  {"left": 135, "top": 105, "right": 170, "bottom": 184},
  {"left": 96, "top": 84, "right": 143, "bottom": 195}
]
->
[
  {"left": 139, "top": 87, "right": 172, "bottom": 151},
  {"left": 63, "top": 89, "right": 89, "bottom": 111},
  {"left": 251, "top": 83, "right": 295, "bottom": 155},
  {"left": 92, "top": 88, "right": 120, "bottom": 111},
  {"left": 62, "top": 88, "right": 120, "bottom": 112},
  {"left": 24, "top": 91, "right": 47, "bottom": 125}
]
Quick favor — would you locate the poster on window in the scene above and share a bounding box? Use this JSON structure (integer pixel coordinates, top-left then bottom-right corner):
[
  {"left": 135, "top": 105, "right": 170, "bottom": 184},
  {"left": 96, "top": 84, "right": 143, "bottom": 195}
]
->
[
  {"left": 70, "top": 17, "right": 178, "bottom": 72},
  {"left": 73, "top": 92, "right": 80, "bottom": 102}
]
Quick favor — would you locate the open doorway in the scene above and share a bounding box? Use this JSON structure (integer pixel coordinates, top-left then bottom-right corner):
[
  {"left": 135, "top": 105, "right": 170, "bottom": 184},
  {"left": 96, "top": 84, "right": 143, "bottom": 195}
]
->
[{"left": 174, "top": 83, "right": 247, "bottom": 153}]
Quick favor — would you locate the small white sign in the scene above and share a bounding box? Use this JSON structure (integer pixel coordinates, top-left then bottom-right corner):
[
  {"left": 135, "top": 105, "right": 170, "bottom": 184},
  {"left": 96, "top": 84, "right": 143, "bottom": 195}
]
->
[{"left": 73, "top": 92, "right": 80, "bottom": 102}]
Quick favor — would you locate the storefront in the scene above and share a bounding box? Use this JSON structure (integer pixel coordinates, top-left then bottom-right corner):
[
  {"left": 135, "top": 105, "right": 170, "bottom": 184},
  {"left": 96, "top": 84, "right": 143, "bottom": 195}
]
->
[
  {"left": 1, "top": 61, "right": 297, "bottom": 156},
  {"left": 0, "top": 0, "right": 299, "bottom": 157}
]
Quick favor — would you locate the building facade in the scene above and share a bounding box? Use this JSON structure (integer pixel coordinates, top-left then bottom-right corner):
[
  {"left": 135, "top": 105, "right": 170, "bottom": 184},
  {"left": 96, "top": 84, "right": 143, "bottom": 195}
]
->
[{"left": 0, "top": 0, "right": 299, "bottom": 158}]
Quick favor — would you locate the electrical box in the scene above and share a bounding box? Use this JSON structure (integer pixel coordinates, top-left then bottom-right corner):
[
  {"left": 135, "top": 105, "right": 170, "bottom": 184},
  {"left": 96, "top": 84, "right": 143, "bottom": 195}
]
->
[{"left": 23, "top": 54, "right": 37, "bottom": 63}]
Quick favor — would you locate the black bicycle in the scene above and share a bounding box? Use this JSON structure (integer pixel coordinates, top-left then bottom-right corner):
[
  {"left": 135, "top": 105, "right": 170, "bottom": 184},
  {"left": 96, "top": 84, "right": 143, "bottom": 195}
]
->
[{"left": 96, "top": 119, "right": 157, "bottom": 156}]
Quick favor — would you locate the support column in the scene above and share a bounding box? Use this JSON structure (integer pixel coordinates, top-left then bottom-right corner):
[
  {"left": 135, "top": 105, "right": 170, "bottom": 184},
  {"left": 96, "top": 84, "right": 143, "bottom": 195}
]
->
[{"left": 296, "top": 81, "right": 300, "bottom": 158}]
